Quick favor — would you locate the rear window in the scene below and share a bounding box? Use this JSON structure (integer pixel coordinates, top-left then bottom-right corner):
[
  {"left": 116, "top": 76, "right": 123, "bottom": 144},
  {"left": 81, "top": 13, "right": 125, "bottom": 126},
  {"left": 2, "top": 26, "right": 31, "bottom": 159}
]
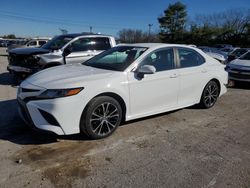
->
[{"left": 178, "top": 48, "right": 205, "bottom": 68}]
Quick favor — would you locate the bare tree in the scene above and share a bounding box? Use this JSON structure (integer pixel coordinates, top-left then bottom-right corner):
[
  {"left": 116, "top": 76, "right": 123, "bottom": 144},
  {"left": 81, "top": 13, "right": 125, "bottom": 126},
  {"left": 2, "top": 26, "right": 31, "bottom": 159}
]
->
[{"left": 117, "top": 29, "right": 159, "bottom": 43}]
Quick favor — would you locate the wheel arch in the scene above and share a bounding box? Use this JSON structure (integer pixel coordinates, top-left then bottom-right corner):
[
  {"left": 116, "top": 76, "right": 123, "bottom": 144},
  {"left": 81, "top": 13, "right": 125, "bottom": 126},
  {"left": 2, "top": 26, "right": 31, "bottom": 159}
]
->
[
  {"left": 210, "top": 78, "right": 221, "bottom": 95},
  {"left": 199, "top": 78, "right": 221, "bottom": 102},
  {"left": 84, "top": 92, "right": 127, "bottom": 123}
]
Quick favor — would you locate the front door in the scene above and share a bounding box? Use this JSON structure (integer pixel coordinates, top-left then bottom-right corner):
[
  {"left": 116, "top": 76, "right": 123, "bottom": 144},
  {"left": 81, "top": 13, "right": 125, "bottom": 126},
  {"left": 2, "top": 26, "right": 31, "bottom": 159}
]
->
[{"left": 128, "top": 48, "right": 180, "bottom": 118}]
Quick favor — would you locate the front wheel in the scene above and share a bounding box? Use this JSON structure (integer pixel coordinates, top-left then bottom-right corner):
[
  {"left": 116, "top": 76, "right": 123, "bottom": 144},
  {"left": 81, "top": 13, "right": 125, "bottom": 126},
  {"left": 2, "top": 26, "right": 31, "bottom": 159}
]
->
[
  {"left": 80, "top": 96, "right": 122, "bottom": 139},
  {"left": 199, "top": 80, "right": 219, "bottom": 109}
]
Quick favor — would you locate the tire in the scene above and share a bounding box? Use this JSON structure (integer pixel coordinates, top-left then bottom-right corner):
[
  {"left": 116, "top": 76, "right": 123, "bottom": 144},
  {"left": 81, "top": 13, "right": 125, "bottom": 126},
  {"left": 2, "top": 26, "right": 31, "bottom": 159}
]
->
[
  {"left": 199, "top": 80, "right": 219, "bottom": 109},
  {"left": 80, "top": 96, "right": 122, "bottom": 139}
]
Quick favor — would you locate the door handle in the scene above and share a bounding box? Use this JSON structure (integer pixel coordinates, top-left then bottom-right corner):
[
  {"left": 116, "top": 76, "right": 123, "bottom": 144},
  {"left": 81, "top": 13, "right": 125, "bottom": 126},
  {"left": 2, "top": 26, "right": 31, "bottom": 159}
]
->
[{"left": 170, "top": 74, "right": 178, "bottom": 78}]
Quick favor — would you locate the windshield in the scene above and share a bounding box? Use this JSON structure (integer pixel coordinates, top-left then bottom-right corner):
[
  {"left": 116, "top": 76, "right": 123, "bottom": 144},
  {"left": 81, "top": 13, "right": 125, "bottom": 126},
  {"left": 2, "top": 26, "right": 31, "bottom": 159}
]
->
[
  {"left": 239, "top": 51, "right": 250, "bottom": 60},
  {"left": 231, "top": 49, "right": 248, "bottom": 57},
  {"left": 83, "top": 46, "right": 148, "bottom": 71},
  {"left": 42, "top": 36, "right": 73, "bottom": 50}
]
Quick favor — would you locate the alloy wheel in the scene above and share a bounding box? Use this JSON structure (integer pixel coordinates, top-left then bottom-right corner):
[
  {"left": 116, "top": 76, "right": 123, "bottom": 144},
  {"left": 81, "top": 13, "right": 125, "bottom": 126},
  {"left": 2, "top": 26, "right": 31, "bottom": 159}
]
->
[{"left": 90, "top": 102, "right": 119, "bottom": 136}]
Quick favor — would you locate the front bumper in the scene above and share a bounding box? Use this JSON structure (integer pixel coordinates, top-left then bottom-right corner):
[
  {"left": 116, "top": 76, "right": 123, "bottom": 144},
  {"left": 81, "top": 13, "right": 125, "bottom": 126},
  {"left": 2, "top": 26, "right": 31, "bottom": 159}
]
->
[
  {"left": 17, "top": 97, "right": 65, "bottom": 135},
  {"left": 17, "top": 85, "right": 88, "bottom": 135},
  {"left": 7, "top": 65, "right": 34, "bottom": 73}
]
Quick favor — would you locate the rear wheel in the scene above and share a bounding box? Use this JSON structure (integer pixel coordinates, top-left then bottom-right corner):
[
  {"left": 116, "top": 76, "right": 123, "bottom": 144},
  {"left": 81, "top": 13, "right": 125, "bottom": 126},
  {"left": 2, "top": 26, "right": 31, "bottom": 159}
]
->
[
  {"left": 199, "top": 80, "right": 219, "bottom": 109},
  {"left": 80, "top": 96, "right": 122, "bottom": 139}
]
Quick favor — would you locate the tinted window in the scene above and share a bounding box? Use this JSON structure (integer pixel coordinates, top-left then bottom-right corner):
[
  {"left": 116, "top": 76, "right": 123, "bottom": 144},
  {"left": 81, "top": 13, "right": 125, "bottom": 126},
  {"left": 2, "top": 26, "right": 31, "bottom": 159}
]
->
[
  {"left": 68, "top": 37, "right": 111, "bottom": 52},
  {"left": 140, "top": 48, "right": 174, "bottom": 72},
  {"left": 178, "top": 48, "right": 205, "bottom": 68},
  {"left": 91, "top": 38, "right": 111, "bottom": 50}
]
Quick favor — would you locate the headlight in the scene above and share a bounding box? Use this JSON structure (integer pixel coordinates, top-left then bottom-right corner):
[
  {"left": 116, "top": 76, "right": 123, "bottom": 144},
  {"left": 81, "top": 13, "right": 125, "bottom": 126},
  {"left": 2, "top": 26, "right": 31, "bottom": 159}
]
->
[{"left": 38, "top": 87, "right": 83, "bottom": 99}]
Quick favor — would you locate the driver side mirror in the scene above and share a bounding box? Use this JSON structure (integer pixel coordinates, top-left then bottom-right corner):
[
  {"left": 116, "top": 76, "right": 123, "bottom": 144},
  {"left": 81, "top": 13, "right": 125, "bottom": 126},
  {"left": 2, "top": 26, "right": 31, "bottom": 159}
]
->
[
  {"left": 136, "top": 65, "right": 156, "bottom": 79},
  {"left": 62, "top": 48, "right": 71, "bottom": 57},
  {"left": 62, "top": 48, "right": 72, "bottom": 64}
]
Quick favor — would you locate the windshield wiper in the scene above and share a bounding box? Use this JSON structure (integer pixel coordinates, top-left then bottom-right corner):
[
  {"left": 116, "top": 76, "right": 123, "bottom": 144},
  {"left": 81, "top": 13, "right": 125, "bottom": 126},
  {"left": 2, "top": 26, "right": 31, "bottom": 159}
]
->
[{"left": 83, "top": 63, "right": 116, "bottom": 71}]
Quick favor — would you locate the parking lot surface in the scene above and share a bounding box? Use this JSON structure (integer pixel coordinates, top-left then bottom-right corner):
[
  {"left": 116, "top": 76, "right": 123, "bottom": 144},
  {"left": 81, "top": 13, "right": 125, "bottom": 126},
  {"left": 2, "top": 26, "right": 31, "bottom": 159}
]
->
[{"left": 0, "top": 47, "right": 250, "bottom": 188}]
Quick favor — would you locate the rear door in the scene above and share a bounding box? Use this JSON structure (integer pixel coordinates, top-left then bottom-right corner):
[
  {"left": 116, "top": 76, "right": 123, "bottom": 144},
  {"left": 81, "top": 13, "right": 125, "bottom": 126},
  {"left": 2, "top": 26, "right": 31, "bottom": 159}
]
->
[{"left": 176, "top": 47, "right": 208, "bottom": 106}]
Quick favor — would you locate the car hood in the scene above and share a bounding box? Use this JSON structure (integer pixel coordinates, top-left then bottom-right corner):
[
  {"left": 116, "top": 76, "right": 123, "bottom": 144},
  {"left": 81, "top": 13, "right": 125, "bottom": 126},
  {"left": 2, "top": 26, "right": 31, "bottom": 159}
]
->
[
  {"left": 9, "top": 47, "right": 50, "bottom": 55},
  {"left": 23, "top": 63, "right": 114, "bottom": 89},
  {"left": 229, "top": 59, "right": 250, "bottom": 69}
]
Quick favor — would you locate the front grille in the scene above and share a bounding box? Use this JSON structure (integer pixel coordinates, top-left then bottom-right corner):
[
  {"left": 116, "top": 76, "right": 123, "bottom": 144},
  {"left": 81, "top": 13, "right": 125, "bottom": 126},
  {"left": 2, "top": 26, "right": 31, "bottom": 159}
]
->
[
  {"left": 229, "top": 72, "right": 250, "bottom": 80},
  {"left": 8, "top": 53, "right": 40, "bottom": 69},
  {"left": 230, "top": 68, "right": 250, "bottom": 73}
]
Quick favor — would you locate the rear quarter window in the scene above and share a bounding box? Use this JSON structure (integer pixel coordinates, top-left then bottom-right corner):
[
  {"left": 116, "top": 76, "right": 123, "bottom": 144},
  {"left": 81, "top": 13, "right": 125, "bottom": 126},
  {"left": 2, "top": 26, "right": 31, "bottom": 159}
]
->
[{"left": 177, "top": 48, "right": 205, "bottom": 68}]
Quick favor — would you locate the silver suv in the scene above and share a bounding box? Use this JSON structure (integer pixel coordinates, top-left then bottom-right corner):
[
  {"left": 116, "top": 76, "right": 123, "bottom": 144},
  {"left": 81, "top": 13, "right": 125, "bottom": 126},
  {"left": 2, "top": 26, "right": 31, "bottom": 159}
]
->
[{"left": 7, "top": 33, "right": 116, "bottom": 79}]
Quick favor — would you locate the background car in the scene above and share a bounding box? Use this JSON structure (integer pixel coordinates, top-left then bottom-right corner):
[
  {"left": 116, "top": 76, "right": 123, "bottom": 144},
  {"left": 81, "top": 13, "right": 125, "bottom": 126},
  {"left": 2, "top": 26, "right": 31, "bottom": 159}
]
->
[
  {"left": 226, "top": 51, "right": 250, "bottom": 83},
  {"left": 7, "top": 33, "right": 116, "bottom": 80},
  {"left": 220, "top": 47, "right": 239, "bottom": 55},
  {"left": 198, "top": 46, "right": 228, "bottom": 63},
  {"left": 17, "top": 43, "right": 228, "bottom": 139},
  {"left": 6, "top": 37, "right": 51, "bottom": 52}
]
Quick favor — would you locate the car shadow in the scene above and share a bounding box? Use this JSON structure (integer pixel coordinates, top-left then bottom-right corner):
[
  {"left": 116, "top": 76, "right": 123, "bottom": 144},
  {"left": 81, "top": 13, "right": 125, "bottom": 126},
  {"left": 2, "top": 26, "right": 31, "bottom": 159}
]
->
[
  {"left": 230, "top": 82, "right": 250, "bottom": 90},
  {"left": 0, "top": 72, "right": 18, "bottom": 86}
]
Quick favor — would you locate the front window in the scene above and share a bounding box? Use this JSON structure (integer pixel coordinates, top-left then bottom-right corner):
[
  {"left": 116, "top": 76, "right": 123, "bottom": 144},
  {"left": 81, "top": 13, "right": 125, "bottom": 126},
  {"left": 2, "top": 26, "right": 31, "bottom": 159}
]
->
[
  {"left": 83, "top": 46, "right": 148, "bottom": 71},
  {"left": 239, "top": 51, "right": 250, "bottom": 60},
  {"left": 42, "top": 36, "right": 74, "bottom": 50},
  {"left": 139, "top": 48, "right": 174, "bottom": 72}
]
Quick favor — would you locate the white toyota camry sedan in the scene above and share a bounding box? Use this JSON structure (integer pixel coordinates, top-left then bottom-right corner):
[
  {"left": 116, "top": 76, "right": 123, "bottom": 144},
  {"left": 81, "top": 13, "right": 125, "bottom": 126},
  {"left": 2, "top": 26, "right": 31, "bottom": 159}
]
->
[{"left": 17, "top": 43, "right": 228, "bottom": 139}]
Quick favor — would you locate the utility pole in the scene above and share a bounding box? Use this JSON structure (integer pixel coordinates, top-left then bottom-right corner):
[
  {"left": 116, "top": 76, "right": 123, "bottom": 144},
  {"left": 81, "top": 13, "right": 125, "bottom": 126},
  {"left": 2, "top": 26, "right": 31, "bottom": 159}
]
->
[
  {"left": 148, "top": 24, "right": 153, "bottom": 42},
  {"left": 90, "top": 26, "right": 93, "bottom": 33}
]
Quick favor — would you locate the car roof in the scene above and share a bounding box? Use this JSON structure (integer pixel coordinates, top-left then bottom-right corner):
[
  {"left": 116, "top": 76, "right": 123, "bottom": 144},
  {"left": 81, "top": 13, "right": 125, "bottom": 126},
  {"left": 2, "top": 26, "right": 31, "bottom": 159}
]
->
[
  {"left": 118, "top": 43, "right": 198, "bottom": 50},
  {"left": 59, "top": 33, "right": 113, "bottom": 38}
]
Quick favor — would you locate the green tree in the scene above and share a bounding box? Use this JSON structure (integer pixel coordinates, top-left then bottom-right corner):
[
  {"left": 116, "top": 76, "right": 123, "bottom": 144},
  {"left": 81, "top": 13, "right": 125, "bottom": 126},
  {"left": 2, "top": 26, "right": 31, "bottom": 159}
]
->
[
  {"left": 158, "top": 1, "right": 187, "bottom": 43},
  {"left": 3, "top": 34, "right": 16, "bottom": 39}
]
